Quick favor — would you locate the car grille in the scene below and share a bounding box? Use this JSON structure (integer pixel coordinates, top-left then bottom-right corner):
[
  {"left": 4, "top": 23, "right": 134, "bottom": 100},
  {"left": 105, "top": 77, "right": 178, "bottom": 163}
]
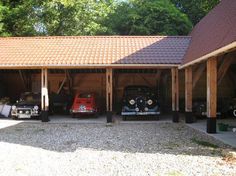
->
[
  {"left": 17, "top": 109, "right": 31, "bottom": 114},
  {"left": 136, "top": 97, "right": 146, "bottom": 111}
]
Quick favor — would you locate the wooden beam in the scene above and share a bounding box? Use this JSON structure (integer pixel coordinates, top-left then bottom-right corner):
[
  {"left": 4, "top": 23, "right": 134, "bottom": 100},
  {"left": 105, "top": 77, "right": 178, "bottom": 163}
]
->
[
  {"left": 19, "top": 70, "right": 27, "bottom": 90},
  {"left": 137, "top": 74, "right": 153, "bottom": 87},
  {"left": 185, "top": 66, "right": 192, "bottom": 112},
  {"left": 155, "top": 70, "right": 162, "bottom": 80},
  {"left": 207, "top": 58, "right": 217, "bottom": 118},
  {"left": 57, "top": 76, "right": 66, "bottom": 94},
  {"left": 106, "top": 68, "right": 113, "bottom": 112},
  {"left": 65, "top": 70, "right": 73, "bottom": 92},
  {"left": 193, "top": 63, "right": 205, "bottom": 89},
  {"left": 171, "top": 68, "right": 179, "bottom": 111},
  {"left": 41, "top": 69, "right": 49, "bottom": 111},
  {"left": 156, "top": 70, "right": 162, "bottom": 97},
  {"left": 217, "top": 55, "right": 233, "bottom": 85}
]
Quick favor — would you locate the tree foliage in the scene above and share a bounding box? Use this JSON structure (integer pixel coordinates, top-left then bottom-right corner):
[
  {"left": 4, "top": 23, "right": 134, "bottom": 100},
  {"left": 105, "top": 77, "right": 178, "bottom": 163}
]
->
[
  {"left": 170, "top": 0, "right": 220, "bottom": 25},
  {"left": 105, "top": 0, "right": 192, "bottom": 35},
  {"left": 1, "top": 0, "right": 115, "bottom": 36},
  {"left": 0, "top": 0, "right": 219, "bottom": 36}
]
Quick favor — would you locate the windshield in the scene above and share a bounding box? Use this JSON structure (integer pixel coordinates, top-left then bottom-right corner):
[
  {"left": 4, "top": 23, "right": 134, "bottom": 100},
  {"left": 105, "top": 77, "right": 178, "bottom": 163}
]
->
[
  {"left": 125, "top": 86, "right": 151, "bottom": 96},
  {"left": 19, "top": 93, "right": 41, "bottom": 104},
  {"left": 78, "top": 93, "right": 92, "bottom": 98}
]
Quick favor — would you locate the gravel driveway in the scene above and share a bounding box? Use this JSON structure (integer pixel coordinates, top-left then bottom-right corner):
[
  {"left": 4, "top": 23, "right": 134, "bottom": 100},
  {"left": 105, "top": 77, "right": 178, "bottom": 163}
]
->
[{"left": 0, "top": 120, "right": 235, "bottom": 176}]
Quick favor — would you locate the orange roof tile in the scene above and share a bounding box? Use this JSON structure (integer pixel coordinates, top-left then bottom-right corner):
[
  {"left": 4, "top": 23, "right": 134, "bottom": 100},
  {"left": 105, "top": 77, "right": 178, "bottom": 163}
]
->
[{"left": 0, "top": 36, "right": 190, "bottom": 68}]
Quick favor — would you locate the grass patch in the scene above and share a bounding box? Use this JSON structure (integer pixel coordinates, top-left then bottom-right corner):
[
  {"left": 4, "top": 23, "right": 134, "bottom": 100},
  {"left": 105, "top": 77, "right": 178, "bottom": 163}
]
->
[
  {"left": 167, "top": 171, "right": 183, "bottom": 176},
  {"left": 166, "top": 142, "right": 180, "bottom": 149},
  {"left": 191, "top": 138, "right": 219, "bottom": 148},
  {"left": 34, "top": 128, "right": 45, "bottom": 133},
  {"left": 15, "top": 128, "right": 24, "bottom": 132}
]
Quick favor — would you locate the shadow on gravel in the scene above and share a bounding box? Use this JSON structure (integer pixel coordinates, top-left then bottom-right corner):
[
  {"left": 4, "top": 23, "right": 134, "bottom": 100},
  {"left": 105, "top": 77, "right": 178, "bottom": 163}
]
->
[{"left": 0, "top": 121, "right": 231, "bottom": 157}]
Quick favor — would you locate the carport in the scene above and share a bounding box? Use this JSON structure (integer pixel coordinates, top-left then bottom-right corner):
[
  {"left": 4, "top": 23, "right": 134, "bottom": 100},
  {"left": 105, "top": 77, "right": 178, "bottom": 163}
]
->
[
  {"left": 180, "top": 0, "right": 236, "bottom": 133},
  {"left": 0, "top": 36, "right": 190, "bottom": 122}
]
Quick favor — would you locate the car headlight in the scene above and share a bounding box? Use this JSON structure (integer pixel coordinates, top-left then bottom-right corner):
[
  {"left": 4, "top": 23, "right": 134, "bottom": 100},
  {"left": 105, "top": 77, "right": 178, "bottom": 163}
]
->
[
  {"left": 129, "top": 99, "right": 135, "bottom": 105},
  {"left": 12, "top": 105, "right": 16, "bottom": 110},
  {"left": 147, "top": 99, "right": 153, "bottom": 105},
  {"left": 34, "top": 106, "right": 39, "bottom": 110}
]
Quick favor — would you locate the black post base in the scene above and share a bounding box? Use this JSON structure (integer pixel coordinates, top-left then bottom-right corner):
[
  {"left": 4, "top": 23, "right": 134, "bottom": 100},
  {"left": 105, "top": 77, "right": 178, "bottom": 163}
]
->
[
  {"left": 41, "top": 111, "right": 50, "bottom": 122},
  {"left": 207, "top": 118, "right": 216, "bottom": 133},
  {"left": 172, "top": 111, "right": 179, "bottom": 123},
  {"left": 106, "top": 111, "right": 112, "bottom": 123},
  {"left": 185, "top": 112, "right": 195, "bottom": 123}
]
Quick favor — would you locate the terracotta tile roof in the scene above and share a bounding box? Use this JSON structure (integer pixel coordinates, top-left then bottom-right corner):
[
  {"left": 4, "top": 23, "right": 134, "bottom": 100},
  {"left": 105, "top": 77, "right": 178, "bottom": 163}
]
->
[
  {"left": 181, "top": 0, "right": 236, "bottom": 67},
  {"left": 0, "top": 36, "right": 190, "bottom": 68}
]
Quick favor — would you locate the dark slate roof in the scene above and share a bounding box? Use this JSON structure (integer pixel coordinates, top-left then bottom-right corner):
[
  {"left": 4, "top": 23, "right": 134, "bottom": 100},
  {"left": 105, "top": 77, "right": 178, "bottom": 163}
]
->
[{"left": 181, "top": 0, "right": 236, "bottom": 67}]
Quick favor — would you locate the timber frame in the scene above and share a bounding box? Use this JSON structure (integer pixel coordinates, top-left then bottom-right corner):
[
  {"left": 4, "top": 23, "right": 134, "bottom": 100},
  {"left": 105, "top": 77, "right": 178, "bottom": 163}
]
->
[
  {"left": 183, "top": 50, "right": 235, "bottom": 133},
  {"left": 41, "top": 68, "right": 50, "bottom": 122},
  {"left": 185, "top": 66, "right": 194, "bottom": 123},
  {"left": 171, "top": 68, "right": 179, "bottom": 122}
]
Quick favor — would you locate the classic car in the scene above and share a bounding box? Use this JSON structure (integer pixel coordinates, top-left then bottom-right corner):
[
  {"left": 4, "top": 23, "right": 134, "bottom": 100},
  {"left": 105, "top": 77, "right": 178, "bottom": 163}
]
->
[
  {"left": 50, "top": 92, "right": 72, "bottom": 114},
  {"left": 121, "top": 85, "right": 160, "bottom": 119},
  {"left": 193, "top": 98, "right": 236, "bottom": 118},
  {"left": 11, "top": 92, "right": 41, "bottom": 119},
  {"left": 226, "top": 98, "right": 236, "bottom": 117},
  {"left": 71, "top": 93, "right": 98, "bottom": 117}
]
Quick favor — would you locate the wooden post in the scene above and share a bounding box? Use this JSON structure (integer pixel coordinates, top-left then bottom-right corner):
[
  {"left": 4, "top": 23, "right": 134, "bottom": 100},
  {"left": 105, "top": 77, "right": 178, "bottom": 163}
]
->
[
  {"left": 41, "top": 68, "right": 49, "bottom": 122},
  {"left": 206, "top": 58, "right": 217, "bottom": 133},
  {"left": 171, "top": 68, "right": 179, "bottom": 122},
  {"left": 185, "top": 66, "right": 194, "bottom": 123},
  {"left": 106, "top": 68, "right": 113, "bottom": 123}
]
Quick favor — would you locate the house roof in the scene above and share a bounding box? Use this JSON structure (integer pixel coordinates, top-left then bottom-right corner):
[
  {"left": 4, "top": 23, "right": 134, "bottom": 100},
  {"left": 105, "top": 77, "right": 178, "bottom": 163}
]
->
[
  {"left": 0, "top": 36, "right": 190, "bottom": 69},
  {"left": 181, "top": 0, "right": 236, "bottom": 68}
]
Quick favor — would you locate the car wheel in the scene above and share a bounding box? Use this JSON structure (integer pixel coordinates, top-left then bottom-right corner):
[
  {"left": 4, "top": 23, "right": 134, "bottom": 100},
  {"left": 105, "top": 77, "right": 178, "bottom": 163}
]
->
[
  {"left": 155, "top": 115, "right": 159, "bottom": 121},
  {"left": 94, "top": 113, "right": 99, "bottom": 118},
  {"left": 11, "top": 116, "right": 18, "bottom": 120},
  {"left": 72, "top": 113, "right": 76, "bottom": 118},
  {"left": 233, "top": 109, "right": 236, "bottom": 118},
  {"left": 122, "top": 116, "right": 127, "bottom": 121},
  {"left": 37, "top": 115, "right": 42, "bottom": 120}
]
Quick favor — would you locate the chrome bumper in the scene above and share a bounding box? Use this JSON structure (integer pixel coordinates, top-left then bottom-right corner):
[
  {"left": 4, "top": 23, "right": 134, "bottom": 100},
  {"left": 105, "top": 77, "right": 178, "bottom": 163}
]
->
[
  {"left": 121, "top": 111, "right": 160, "bottom": 116},
  {"left": 71, "top": 110, "right": 96, "bottom": 113}
]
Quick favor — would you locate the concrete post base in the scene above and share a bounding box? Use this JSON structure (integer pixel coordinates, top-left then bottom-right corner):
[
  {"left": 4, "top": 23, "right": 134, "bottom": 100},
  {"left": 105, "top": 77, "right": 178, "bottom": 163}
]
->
[
  {"left": 207, "top": 117, "right": 216, "bottom": 133},
  {"left": 106, "top": 111, "right": 112, "bottom": 123},
  {"left": 41, "top": 110, "right": 50, "bottom": 122},
  {"left": 185, "top": 112, "right": 195, "bottom": 123},
  {"left": 172, "top": 111, "right": 179, "bottom": 123}
]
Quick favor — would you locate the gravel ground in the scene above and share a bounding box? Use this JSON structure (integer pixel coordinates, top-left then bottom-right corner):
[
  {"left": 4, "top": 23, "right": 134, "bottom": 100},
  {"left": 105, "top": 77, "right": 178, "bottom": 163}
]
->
[{"left": 0, "top": 120, "right": 235, "bottom": 176}]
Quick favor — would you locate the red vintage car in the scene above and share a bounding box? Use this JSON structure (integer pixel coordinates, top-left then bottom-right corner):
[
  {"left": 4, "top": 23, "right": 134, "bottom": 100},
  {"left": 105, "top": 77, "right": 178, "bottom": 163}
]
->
[{"left": 71, "top": 93, "right": 98, "bottom": 117}]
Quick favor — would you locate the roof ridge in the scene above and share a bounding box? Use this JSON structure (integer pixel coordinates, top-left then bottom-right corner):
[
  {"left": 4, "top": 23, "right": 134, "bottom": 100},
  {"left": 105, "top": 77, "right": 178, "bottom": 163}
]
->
[{"left": 0, "top": 35, "right": 191, "bottom": 39}]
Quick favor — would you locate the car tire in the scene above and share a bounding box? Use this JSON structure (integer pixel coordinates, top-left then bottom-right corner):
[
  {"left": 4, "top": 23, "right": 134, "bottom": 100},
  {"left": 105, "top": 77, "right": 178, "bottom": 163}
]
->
[
  {"left": 72, "top": 113, "right": 76, "bottom": 118},
  {"left": 11, "top": 116, "right": 18, "bottom": 120},
  {"left": 37, "top": 116, "right": 42, "bottom": 120},
  {"left": 155, "top": 115, "right": 159, "bottom": 121},
  {"left": 122, "top": 116, "right": 127, "bottom": 121},
  {"left": 94, "top": 112, "right": 99, "bottom": 118},
  {"left": 233, "top": 109, "right": 236, "bottom": 118}
]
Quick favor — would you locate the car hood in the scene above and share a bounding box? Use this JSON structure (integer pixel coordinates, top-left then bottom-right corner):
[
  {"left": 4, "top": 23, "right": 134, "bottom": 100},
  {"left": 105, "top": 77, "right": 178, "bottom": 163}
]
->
[
  {"left": 125, "top": 94, "right": 155, "bottom": 100},
  {"left": 14, "top": 102, "right": 40, "bottom": 108}
]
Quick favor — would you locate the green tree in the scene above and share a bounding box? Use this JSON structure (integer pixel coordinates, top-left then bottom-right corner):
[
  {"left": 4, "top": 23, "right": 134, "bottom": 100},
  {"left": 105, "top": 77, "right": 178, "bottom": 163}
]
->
[
  {"left": 42, "top": 0, "right": 115, "bottom": 35},
  {"left": 106, "top": 0, "right": 192, "bottom": 35},
  {"left": 170, "top": 0, "right": 220, "bottom": 25},
  {"left": 1, "top": 0, "right": 115, "bottom": 36},
  {"left": 1, "top": 0, "right": 42, "bottom": 36},
  {"left": 0, "top": 2, "right": 10, "bottom": 36}
]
